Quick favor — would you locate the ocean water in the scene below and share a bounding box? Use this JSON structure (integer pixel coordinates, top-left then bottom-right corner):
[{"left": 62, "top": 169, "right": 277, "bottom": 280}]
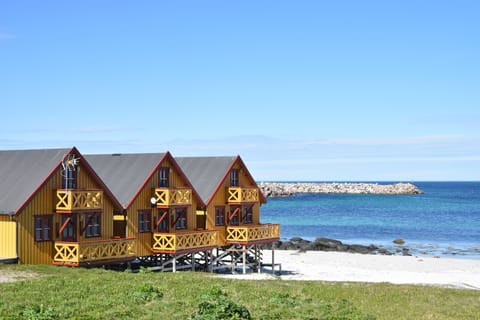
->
[{"left": 260, "top": 182, "right": 480, "bottom": 258}]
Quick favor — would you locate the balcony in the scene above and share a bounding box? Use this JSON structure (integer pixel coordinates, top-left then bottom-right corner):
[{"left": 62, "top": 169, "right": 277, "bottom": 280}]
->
[
  {"left": 227, "top": 187, "right": 259, "bottom": 204},
  {"left": 226, "top": 224, "right": 280, "bottom": 244},
  {"left": 56, "top": 189, "right": 103, "bottom": 212},
  {"left": 154, "top": 188, "right": 192, "bottom": 206},
  {"left": 53, "top": 238, "right": 136, "bottom": 266},
  {"left": 152, "top": 230, "right": 219, "bottom": 254}
]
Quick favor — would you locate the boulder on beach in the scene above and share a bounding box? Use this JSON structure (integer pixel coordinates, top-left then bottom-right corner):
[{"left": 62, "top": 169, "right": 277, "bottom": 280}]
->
[{"left": 262, "top": 237, "right": 391, "bottom": 255}]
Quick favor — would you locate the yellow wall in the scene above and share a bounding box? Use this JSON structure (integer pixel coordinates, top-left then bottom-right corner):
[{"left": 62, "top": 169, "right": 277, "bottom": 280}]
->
[
  {"left": 0, "top": 219, "right": 17, "bottom": 259},
  {"left": 14, "top": 159, "right": 117, "bottom": 265},
  {"left": 126, "top": 156, "right": 201, "bottom": 257},
  {"left": 204, "top": 159, "right": 261, "bottom": 246}
]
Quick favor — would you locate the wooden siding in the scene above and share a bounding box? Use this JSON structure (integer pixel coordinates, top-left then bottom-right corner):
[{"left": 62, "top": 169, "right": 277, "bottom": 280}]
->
[
  {"left": 15, "top": 160, "right": 117, "bottom": 265},
  {"left": 205, "top": 159, "right": 261, "bottom": 246},
  {"left": 0, "top": 220, "right": 17, "bottom": 259},
  {"left": 127, "top": 157, "right": 202, "bottom": 257}
]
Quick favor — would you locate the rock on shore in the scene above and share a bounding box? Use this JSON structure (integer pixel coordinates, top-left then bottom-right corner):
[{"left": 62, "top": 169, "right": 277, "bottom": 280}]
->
[
  {"left": 258, "top": 182, "right": 423, "bottom": 197},
  {"left": 262, "top": 237, "right": 396, "bottom": 255}
]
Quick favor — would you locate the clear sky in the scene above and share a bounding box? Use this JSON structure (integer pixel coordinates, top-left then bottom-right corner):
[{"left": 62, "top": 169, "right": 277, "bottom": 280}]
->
[{"left": 1, "top": 1, "right": 479, "bottom": 181}]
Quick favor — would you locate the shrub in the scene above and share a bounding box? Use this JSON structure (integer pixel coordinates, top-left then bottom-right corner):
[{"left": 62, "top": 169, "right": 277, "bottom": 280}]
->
[
  {"left": 191, "top": 287, "right": 251, "bottom": 320},
  {"left": 20, "top": 304, "right": 57, "bottom": 320},
  {"left": 128, "top": 283, "right": 163, "bottom": 303}
]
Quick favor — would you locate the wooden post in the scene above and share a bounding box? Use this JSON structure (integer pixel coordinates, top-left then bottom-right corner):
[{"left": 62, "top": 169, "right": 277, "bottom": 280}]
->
[
  {"left": 207, "top": 250, "right": 212, "bottom": 273},
  {"left": 257, "top": 245, "right": 261, "bottom": 273},
  {"left": 242, "top": 245, "right": 246, "bottom": 274},
  {"left": 173, "top": 255, "right": 177, "bottom": 272},
  {"left": 272, "top": 242, "right": 275, "bottom": 275},
  {"left": 192, "top": 253, "right": 195, "bottom": 271},
  {"left": 231, "top": 250, "right": 235, "bottom": 274}
]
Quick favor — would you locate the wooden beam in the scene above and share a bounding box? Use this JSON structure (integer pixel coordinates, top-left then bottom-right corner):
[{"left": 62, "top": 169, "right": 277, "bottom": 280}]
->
[
  {"left": 155, "top": 210, "right": 169, "bottom": 228},
  {"left": 58, "top": 217, "right": 71, "bottom": 236},
  {"left": 228, "top": 208, "right": 240, "bottom": 224}
]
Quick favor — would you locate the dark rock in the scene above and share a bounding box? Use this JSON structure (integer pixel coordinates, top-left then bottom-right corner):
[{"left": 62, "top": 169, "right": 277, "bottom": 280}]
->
[
  {"left": 348, "top": 244, "right": 378, "bottom": 254},
  {"left": 261, "top": 237, "right": 394, "bottom": 255},
  {"left": 377, "top": 248, "right": 393, "bottom": 255},
  {"left": 305, "top": 237, "right": 348, "bottom": 251},
  {"left": 290, "top": 237, "right": 310, "bottom": 244},
  {"left": 393, "top": 238, "right": 405, "bottom": 245}
]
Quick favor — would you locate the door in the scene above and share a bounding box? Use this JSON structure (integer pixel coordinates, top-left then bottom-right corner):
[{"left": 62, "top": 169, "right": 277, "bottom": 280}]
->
[
  {"left": 0, "top": 220, "right": 17, "bottom": 259},
  {"left": 113, "top": 220, "right": 126, "bottom": 238}
]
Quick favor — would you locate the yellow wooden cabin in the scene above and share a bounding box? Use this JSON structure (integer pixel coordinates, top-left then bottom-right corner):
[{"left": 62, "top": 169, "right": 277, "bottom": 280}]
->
[
  {"left": 84, "top": 152, "right": 218, "bottom": 270},
  {"left": 176, "top": 156, "right": 280, "bottom": 247},
  {"left": 0, "top": 147, "right": 135, "bottom": 266},
  {"left": 1, "top": 148, "right": 279, "bottom": 272}
]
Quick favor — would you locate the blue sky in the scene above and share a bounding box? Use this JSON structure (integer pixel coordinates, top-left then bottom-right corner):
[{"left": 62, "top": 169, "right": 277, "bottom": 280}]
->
[{"left": 1, "top": 1, "right": 479, "bottom": 181}]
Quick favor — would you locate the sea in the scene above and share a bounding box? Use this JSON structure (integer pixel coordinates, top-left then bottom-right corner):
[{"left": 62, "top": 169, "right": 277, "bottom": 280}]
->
[{"left": 260, "top": 181, "right": 480, "bottom": 259}]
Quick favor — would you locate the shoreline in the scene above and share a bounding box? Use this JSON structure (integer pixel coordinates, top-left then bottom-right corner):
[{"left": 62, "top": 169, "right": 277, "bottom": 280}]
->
[
  {"left": 263, "top": 237, "right": 480, "bottom": 260},
  {"left": 217, "top": 251, "right": 480, "bottom": 290},
  {"left": 269, "top": 251, "right": 480, "bottom": 289}
]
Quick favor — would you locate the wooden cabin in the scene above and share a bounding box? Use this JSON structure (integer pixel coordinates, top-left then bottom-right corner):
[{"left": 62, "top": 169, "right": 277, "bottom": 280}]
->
[
  {"left": 176, "top": 156, "right": 280, "bottom": 272},
  {"left": 0, "top": 147, "right": 135, "bottom": 266},
  {"left": 1, "top": 148, "right": 279, "bottom": 273},
  {"left": 84, "top": 152, "right": 218, "bottom": 271}
]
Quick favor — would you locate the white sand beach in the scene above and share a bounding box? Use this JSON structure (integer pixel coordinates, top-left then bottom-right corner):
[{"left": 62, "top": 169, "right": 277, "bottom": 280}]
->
[{"left": 219, "top": 250, "right": 480, "bottom": 290}]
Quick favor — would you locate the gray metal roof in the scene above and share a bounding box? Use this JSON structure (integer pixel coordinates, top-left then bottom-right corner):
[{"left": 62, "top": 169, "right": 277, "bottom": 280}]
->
[
  {"left": 84, "top": 153, "right": 165, "bottom": 208},
  {"left": 0, "top": 148, "right": 70, "bottom": 215},
  {"left": 175, "top": 156, "right": 236, "bottom": 204}
]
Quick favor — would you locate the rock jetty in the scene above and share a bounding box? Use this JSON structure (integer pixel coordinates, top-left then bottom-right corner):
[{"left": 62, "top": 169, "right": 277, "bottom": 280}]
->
[{"left": 258, "top": 182, "right": 423, "bottom": 197}]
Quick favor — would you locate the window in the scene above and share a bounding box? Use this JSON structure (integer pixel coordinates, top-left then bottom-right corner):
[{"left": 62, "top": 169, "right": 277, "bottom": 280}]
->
[
  {"left": 34, "top": 215, "right": 52, "bottom": 242},
  {"left": 215, "top": 206, "right": 225, "bottom": 226},
  {"left": 229, "top": 206, "right": 240, "bottom": 226},
  {"left": 229, "top": 169, "right": 239, "bottom": 187},
  {"left": 175, "top": 207, "right": 187, "bottom": 230},
  {"left": 243, "top": 205, "right": 253, "bottom": 224},
  {"left": 159, "top": 167, "right": 169, "bottom": 187},
  {"left": 62, "top": 167, "right": 77, "bottom": 189},
  {"left": 156, "top": 209, "right": 169, "bottom": 232},
  {"left": 84, "top": 212, "right": 101, "bottom": 237},
  {"left": 138, "top": 210, "right": 152, "bottom": 233}
]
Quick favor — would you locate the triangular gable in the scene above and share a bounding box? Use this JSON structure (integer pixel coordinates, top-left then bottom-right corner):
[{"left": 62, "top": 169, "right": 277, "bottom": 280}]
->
[
  {"left": 71, "top": 147, "right": 123, "bottom": 211},
  {"left": 85, "top": 152, "right": 204, "bottom": 209},
  {"left": 0, "top": 148, "right": 70, "bottom": 215},
  {"left": 176, "top": 156, "right": 236, "bottom": 205},
  {"left": 165, "top": 152, "right": 205, "bottom": 208},
  {"left": 234, "top": 155, "right": 267, "bottom": 204},
  {"left": 176, "top": 155, "right": 266, "bottom": 206},
  {"left": 0, "top": 147, "right": 123, "bottom": 215}
]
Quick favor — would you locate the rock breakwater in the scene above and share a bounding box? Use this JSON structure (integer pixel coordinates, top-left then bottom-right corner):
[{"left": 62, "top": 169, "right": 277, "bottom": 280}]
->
[{"left": 258, "top": 182, "right": 423, "bottom": 197}]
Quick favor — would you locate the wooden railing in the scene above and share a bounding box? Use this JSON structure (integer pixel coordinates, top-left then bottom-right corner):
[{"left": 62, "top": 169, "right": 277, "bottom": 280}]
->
[
  {"left": 152, "top": 230, "right": 219, "bottom": 253},
  {"left": 226, "top": 224, "right": 280, "bottom": 244},
  {"left": 56, "top": 189, "right": 103, "bottom": 211},
  {"left": 53, "top": 238, "right": 135, "bottom": 265},
  {"left": 227, "top": 187, "right": 259, "bottom": 203},
  {"left": 154, "top": 188, "right": 192, "bottom": 206}
]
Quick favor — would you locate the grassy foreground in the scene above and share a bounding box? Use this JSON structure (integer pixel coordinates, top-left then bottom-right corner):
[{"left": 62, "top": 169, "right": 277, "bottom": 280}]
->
[{"left": 0, "top": 264, "right": 479, "bottom": 319}]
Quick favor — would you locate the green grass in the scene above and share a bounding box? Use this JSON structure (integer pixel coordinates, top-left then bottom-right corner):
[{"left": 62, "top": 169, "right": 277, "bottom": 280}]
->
[{"left": 1, "top": 264, "right": 479, "bottom": 319}]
